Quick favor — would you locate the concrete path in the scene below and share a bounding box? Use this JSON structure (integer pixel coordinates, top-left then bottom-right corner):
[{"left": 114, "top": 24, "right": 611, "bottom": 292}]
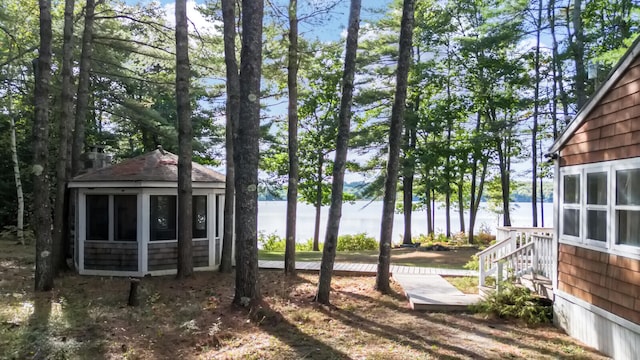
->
[{"left": 258, "top": 260, "right": 480, "bottom": 311}]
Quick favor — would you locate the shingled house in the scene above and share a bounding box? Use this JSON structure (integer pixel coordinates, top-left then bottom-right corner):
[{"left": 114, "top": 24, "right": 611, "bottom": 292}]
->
[
  {"left": 549, "top": 38, "right": 640, "bottom": 358},
  {"left": 67, "top": 147, "right": 227, "bottom": 276}
]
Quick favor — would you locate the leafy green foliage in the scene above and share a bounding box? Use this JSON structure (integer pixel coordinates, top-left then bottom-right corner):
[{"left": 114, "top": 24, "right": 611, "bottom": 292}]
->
[
  {"left": 472, "top": 282, "right": 552, "bottom": 325},
  {"left": 259, "top": 231, "right": 377, "bottom": 252},
  {"left": 258, "top": 231, "right": 287, "bottom": 252},
  {"left": 336, "top": 233, "right": 377, "bottom": 251}
]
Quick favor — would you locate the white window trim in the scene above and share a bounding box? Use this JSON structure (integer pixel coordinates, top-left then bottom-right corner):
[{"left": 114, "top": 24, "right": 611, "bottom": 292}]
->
[{"left": 559, "top": 157, "right": 640, "bottom": 260}]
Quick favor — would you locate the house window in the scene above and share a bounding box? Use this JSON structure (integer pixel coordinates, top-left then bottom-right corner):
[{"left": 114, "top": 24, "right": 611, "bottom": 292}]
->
[
  {"left": 586, "top": 172, "right": 607, "bottom": 242},
  {"left": 193, "top": 195, "right": 207, "bottom": 239},
  {"left": 562, "top": 174, "right": 580, "bottom": 237},
  {"left": 150, "top": 195, "right": 177, "bottom": 241},
  {"left": 616, "top": 169, "right": 640, "bottom": 247},
  {"left": 560, "top": 159, "right": 640, "bottom": 255},
  {"left": 86, "top": 194, "right": 137, "bottom": 242}
]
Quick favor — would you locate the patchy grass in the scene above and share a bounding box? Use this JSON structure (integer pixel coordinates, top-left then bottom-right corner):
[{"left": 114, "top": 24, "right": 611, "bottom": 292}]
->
[
  {"left": 260, "top": 246, "right": 479, "bottom": 269},
  {"left": 0, "top": 240, "right": 607, "bottom": 359},
  {"left": 444, "top": 276, "right": 479, "bottom": 294}
]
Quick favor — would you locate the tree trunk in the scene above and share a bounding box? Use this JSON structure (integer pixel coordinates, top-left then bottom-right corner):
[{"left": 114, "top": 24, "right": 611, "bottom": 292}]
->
[
  {"left": 315, "top": 0, "right": 361, "bottom": 305},
  {"left": 469, "top": 158, "right": 488, "bottom": 243},
  {"left": 34, "top": 0, "right": 54, "bottom": 292},
  {"left": 401, "top": 92, "right": 418, "bottom": 245},
  {"left": 9, "top": 102, "right": 24, "bottom": 245},
  {"left": 402, "top": 172, "right": 413, "bottom": 244},
  {"left": 457, "top": 180, "right": 465, "bottom": 233},
  {"left": 53, "top": 0, "right": 75, "bottom": 272},
  {"left": 220, "top": 0, "right": 240, "bottom": 274},
  {"left": 233, "top": 0, "right": 264, "bottom": 306},
  {"left": 571, "top": 0, "right": 587, "bottom": 108},
  {"left": 284, "top": 0, "right": 299, "bottom": 275},
  {"left": 550, "top": 0, "right": 569, "bottom": 123},
  {"left": 531, "top": 0, "right": 542, "bottom": 227},
  {"left": 376, "top": 0, "right": 415, "bottom": 293},
  {"left": 425, "top": 185, "right": 432, "bottom": 235},
  {"left": 313, "top": 151, "right": 323, "bottom": 251},
  {"left": 71, "top": 0, "right": 96, "bottom": 176},
  {"left": 539, "top": 139, "right": 545, "bottom": 227},
  {"left": 497, "top": 138, "right": 511, "bottom": 226},
  {"left": 175, "top": 0, "right": 193, "bottom": 279}
]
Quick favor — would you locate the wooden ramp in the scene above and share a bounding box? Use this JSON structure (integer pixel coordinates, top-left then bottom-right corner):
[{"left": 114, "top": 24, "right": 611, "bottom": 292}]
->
[
  {"left": 258, "top": 260, "right": 480, "bottom": 311},
  {"left": 392, "top": 274, "right": 481, "bottom": 311}
]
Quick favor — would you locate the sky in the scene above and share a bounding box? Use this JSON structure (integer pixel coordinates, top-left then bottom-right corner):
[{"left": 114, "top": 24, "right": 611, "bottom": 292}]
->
[{"left": 130, "top": 0, "right": 393, "bottom": 42}]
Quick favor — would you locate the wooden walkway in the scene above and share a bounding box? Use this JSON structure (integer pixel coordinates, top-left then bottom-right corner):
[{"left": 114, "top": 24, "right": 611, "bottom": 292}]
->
[
  {"left": 259, "top": 260, "right": 480, "bottom": 311},
  {"left": 258, "top": 260, "right": 476, "bottom": 277}
]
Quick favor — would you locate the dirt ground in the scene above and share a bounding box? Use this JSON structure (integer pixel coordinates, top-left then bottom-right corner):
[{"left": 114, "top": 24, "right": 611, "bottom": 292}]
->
[{"left": 0, "top": 241, "right": 608, "bottom": 359}]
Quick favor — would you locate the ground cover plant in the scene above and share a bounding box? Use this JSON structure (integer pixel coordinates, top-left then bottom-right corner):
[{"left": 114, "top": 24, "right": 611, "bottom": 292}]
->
[{"left": 0, "top": 240, "right": 606, "bottom": 359}]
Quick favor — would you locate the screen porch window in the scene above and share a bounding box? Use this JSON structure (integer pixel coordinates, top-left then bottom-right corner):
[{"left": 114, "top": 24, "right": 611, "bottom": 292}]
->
[
  {"left": 616, "top": 169, "right": 640, "bottom": 247},
  {"left": 86, "top": 194, "right": 137, "bottom": 241},
  {"left": 562, "top": 174, "right": 580, "bottom": 237},
  {"left": 193, "top": 195, "right": 207, "bottom": 239},
  {"left": 150, "top": 195, "right": 177, "bottom": 241},
  {"left": 150, "top": 195, "right": 208, "bottom": 240},
  {"left": 586, "top": 172, "right": 607, "bottom": 242}
]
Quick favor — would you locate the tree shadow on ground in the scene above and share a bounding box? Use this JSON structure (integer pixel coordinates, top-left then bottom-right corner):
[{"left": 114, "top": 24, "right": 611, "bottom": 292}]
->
[
  {"left": 247, "top": 300, "right": 352, "bottom": 360},
  {"left": 315, "top": 303, "right": 481, "bottom": 359},
  {"left": 335, "top": 288, "right": 585, "bottom": 359}
]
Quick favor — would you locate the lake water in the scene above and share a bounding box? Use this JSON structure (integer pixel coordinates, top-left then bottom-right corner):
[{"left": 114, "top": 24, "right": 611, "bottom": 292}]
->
[{"left": 258, "top": 201, "right": 553, "bottom": 242}]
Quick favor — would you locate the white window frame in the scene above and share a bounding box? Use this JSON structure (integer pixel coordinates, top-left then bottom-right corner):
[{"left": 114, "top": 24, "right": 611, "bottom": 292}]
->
[
  {"left": 583, "top": 170, "right": 609, "bottom": 248},
  {"left": 612, "top": 163, "right": 640, "bottom": 253},
  {"left": 559, "top": 157, "right": 640, "bottom": 260},
  {"left": 560, "top": 169, "right": 581, "bottom": 242}
]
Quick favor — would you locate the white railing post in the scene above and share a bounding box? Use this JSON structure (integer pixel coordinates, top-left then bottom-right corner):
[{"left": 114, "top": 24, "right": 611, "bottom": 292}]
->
[
  {"left": 497, "top": 261, "right": 503, "bottom": 293},
  {"left": 479, "top": 254, "right": 486, "bottom": 287}
]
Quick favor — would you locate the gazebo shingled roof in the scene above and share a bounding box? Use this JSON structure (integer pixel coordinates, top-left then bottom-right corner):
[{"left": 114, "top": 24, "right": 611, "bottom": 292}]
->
[{"left": 71, "top": 149, "right": 225, "bottom": 183}]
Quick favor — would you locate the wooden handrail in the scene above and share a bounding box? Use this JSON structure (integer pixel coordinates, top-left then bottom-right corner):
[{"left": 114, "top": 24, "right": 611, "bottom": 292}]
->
[{"left": 492, "top": 241, "right": 534, "bottom": 263}]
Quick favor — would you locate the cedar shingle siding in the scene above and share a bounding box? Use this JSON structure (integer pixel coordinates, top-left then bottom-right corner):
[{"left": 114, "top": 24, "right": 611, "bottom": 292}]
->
[
  {"left": 147, "top": 240, "right": 209, "bottom": 271},
  {"left": 558, "top": 244, "right": 640, "bottom": 325},
  {"left": 560, "top": 57, "right": 640, "bottom": 167},
  {"left": 84, "top": 241, "right": 138, "bottom": 271}
]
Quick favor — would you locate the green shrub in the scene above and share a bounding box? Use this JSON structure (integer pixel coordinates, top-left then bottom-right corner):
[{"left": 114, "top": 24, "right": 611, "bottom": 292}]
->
[
  {"left": 296, "top": 239, "right": 322, "bottom": 251},
  {"left": 336, "top": 233, "right": 377, "bottom": 251},
  {"left": 258, "top": 231, "right": 286, "bottom": 251},
  {"left": 464, "top": 254, "right": 479, "bottom": 271},
  {"left": 471, "top": 282, "right": 552, "bottom": 325}
]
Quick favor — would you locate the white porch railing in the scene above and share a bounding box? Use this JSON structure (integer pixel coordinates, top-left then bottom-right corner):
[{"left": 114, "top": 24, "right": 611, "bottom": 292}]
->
[{"left": 478, "top": 227, "right": 553, "bottom": 288}]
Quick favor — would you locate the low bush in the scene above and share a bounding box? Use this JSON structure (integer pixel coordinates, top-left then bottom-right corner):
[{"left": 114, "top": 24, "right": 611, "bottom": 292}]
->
[
  {"left": 336, "top": 233, "right": 377, "bottom": 251},
  {"left": 258, "top": 231, "right": 286, "bottom": 251},
  {"left": 260, "top": 232, "right": 376, "bottom": 252},
  {"left": 297, "top": 239, "right": 321, "bottom": 251},
  {"left": 471, "top": 281, "right": 552, "bottom": 325},
  {"left": 463, "top": 254, "right": 479, "bottom": 271}
]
